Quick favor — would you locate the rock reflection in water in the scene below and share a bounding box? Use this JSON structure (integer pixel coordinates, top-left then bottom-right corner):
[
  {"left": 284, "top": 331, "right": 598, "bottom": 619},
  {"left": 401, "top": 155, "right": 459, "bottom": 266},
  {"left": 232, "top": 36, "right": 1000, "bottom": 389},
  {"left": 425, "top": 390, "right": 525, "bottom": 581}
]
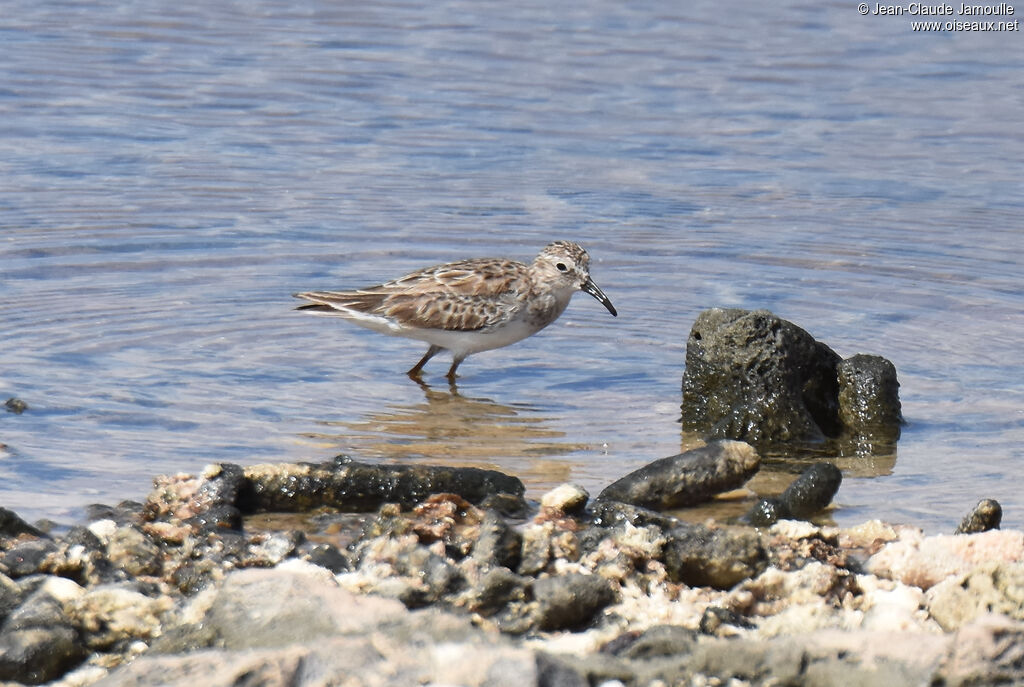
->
[{"left": 304, "top": 381, "right": 587, "bottom": 489}]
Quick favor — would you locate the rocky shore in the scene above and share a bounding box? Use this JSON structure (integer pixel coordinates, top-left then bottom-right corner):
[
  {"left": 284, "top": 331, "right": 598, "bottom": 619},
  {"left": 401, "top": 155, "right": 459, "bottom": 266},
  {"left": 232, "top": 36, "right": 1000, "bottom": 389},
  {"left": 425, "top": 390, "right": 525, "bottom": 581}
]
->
[
  {"left": 0, "top": 450, "right": 1021, "bottom": 687},
  {"left": 1, "top": 309, "right": 1020, "bottom": 686}
]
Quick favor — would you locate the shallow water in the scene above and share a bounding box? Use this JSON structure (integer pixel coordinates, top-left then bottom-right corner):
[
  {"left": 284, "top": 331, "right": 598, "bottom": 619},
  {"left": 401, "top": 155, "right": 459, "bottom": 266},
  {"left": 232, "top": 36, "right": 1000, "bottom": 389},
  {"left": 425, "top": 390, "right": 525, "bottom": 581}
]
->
[{"left": 2, "top": 0, "right": 1022, "bottom": 532}]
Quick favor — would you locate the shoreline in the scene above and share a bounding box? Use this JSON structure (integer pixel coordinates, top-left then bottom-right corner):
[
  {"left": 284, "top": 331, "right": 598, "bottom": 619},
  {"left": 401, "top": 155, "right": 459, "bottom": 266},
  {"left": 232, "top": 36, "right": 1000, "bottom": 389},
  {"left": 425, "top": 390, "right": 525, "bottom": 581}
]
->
[{"left": 1, "top": 452, "right": 1021, "bottom": 686}]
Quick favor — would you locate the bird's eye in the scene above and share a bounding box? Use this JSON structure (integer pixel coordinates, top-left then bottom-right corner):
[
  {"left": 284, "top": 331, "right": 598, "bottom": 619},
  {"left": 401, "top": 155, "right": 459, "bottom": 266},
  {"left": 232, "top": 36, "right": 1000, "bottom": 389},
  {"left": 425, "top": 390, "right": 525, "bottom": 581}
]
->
[{"left": 556, "top": 262, "right": 568, "bottom": 272}]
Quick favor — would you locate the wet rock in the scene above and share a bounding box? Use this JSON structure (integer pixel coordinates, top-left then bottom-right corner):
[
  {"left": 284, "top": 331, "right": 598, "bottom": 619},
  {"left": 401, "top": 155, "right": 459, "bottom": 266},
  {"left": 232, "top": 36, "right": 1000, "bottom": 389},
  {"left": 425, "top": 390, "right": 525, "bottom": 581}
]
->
[
  {"left": 746, "top": 497, "right": 788, "bottom": 527},
  {"left": 663, "top": 523, "right": 767, "bottom": 589},
  {"left": 837, "top": 353, "right": 903, "bottom": 450},
  {"left": 3, "top": 398, "right": 27, "bottom": 414},
  {"left": 680, "top": 309, "right": 902, "bottom": 451},
  {"left": 0, "top": 539, "right": 57, "bottom": 578},
  {"left": 779, "top": 462, "right": 843, "bottom": 517},
  {"left": 471, "top": 511, "right": 522, "bottom": 570},
  {"left": 197, "top": 462, "right": 246, "bottom": 506},
  {"left": 478, "top": 492, "right": 530, "bottom": 518},
  {"left": 533, "top": 573, "right": 617, "bottom": 631},
  {"left": 747, "top": 462, "right": 843, "bottom": 526},
  {"left": 0, "top": 508, "right": 46, "bottom": 538},
  {"left": 597, "top": 440, "right": 760, "bottom": 510},
  {"left": 589, "top": 499, "right": 683, "bottom": 531},
  {"left": 925, "top": 562, "right": 1024, "bottom": 631},
  {"left": 680, "top": 309, "right": 843, "bottom": 446},
  {"left": 188, "top": 503, "right": 243, "bottom": 534},
  {"left": 955, "top": 498, "right": 1002, "bottom": 534},
  {"left": 238, "top": 455, "right": 526, "bottom": 513}
]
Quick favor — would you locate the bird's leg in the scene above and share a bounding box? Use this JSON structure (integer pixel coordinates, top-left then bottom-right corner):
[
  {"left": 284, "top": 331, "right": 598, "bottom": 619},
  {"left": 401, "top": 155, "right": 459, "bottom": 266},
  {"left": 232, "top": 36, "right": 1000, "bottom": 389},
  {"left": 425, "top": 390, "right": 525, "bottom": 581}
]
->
[
  {"left": 446, "top": 355, "right": 466, "bottom": 382},
  {"left": 408, "top": 345, "right": 442, "bottom": 379}
]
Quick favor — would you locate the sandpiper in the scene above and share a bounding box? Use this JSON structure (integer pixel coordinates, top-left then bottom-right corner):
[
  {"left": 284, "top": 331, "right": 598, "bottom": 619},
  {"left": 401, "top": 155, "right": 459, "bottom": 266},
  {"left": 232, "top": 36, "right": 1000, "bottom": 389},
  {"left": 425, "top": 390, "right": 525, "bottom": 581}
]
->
[{"left": 294, "top": 241, "right": 617, "bottom": 380}]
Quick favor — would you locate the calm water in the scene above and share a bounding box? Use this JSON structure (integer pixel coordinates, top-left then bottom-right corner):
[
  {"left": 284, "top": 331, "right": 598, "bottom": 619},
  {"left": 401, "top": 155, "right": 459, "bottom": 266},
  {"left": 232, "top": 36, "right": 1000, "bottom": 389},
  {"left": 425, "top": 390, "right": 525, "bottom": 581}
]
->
[{"left": 1, "top": 1, "right": 1021, "bottom": 532}]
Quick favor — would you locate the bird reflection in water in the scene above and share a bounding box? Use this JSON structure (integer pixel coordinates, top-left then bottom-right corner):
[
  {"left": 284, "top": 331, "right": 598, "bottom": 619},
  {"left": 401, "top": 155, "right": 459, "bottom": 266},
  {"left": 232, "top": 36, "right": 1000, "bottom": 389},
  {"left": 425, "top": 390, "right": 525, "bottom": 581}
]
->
[{"left": 303, "top": 378, "right": 589, "bottom": 488}]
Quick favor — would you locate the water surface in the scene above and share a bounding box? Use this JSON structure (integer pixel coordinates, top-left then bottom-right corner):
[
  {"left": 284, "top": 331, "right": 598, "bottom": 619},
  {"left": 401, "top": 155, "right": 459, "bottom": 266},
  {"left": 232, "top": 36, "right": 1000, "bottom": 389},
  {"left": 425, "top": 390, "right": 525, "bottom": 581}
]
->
[{"left": 2, "top": 0, "right": 1022, "bottom": 532}]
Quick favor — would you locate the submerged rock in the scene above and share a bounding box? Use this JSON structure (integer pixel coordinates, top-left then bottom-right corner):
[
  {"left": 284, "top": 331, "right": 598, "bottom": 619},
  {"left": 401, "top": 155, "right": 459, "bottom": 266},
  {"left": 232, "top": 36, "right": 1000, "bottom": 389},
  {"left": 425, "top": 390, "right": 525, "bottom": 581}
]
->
[
  {"left": 3, "top": 398, "right": 27, "bottom": 414},
  {"left": 680, "top": 309, "right": 902, "bottom": 452},
  {"left": 596, "top": 440, "right": 760, "bottom": 510}
]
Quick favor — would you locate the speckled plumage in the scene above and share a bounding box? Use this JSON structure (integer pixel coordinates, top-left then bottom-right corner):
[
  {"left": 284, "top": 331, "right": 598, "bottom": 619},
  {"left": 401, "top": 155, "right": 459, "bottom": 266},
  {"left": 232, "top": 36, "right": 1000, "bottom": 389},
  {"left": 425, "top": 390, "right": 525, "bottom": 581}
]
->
[{"left": 294, "top": 241, "right": 617, "bottom": 379}]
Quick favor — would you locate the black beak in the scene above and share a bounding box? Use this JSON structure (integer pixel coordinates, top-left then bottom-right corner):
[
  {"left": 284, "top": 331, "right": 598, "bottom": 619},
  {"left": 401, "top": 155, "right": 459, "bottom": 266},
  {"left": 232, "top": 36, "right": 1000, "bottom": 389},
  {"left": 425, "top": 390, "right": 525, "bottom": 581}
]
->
[{"left": 581, "top": 277, "right": 617, "bottom": 317}]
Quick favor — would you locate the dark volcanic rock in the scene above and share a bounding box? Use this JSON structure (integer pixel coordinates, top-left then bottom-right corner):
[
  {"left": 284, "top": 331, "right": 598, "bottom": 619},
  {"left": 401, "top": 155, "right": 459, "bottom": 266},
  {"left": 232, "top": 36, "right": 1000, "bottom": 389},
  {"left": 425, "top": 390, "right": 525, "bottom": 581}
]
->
[
  {"left": 238, "top": 456, "right": 526, "bottom": 513},
  {"left": 837, "top": 354, "right": 903, "bottom": 449},
  {"left": 589, "top": 500, "right": 684, "bottom": 531},
  {"left": 680, "top": 309, "right": 902, "bottom": 451},
  {"left": 747, "top": 462, "right": 843, "bottom": 526},
  {"left": 534, "top": 573, "right": 617, "bottom": 631},
  {"left": 681, "top": 309, "right": 842, "bottom": 446},
  {"left": 746, "top": 498, "right": 788, "bottom": 527},
  {"left": 596, "top": 440, "right": 760, "bottom": 510},
  {"left": 663, "top": 523, "right": 767, "bottom": 589},
  {"left": 779, "top": 462, "right": 843, "bottom": 517},
  {"left": 955, "top": 499, "right": 1002, "bottom": 534}
]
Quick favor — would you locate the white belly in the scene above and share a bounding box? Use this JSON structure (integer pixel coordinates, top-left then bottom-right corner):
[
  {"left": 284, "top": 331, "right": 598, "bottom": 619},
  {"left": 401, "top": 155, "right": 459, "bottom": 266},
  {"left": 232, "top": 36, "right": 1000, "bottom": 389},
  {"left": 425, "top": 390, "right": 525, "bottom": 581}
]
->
[{"left": 322, "top": 299, "right": 567, "bottom": 358}]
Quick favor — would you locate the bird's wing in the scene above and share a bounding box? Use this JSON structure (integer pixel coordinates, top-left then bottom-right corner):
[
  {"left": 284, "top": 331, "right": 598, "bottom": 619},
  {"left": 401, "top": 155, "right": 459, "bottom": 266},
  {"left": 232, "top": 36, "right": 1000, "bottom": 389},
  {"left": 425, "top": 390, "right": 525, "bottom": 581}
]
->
[{"left": 294, "top": 258, "right": 529, "bottom": 331}]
